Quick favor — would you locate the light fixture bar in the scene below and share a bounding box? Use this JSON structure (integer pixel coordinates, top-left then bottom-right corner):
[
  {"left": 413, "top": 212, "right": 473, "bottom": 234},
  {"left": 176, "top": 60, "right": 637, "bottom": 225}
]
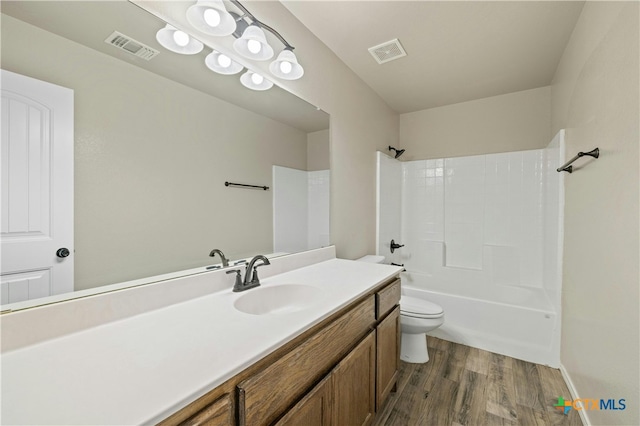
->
[{"left": 229, "top": 0, "right": 295, "bottom": 50}]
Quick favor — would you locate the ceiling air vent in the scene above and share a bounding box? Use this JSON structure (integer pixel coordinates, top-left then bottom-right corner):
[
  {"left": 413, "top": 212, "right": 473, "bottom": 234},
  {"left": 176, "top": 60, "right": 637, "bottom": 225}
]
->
[
  {"left": 104, "top": 31, "right": 159, "bottom": 61},
  {"left": 368, "top": 38, "right": 407, "bottom": 64}
]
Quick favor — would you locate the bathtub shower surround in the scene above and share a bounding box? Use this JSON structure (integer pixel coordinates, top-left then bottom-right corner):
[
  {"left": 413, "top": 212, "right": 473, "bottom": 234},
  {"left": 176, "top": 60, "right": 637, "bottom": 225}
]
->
[
  {"left": 376, "top": 130, "right": 565, "bottom": 366},
  {"left": 273, "top": 166, "right": 330, "bottom": 253}
]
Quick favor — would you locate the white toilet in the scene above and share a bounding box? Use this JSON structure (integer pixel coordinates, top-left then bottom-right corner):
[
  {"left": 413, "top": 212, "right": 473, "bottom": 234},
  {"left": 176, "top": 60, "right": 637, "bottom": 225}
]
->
[
  {"left": 356, "top": 255, "right": 445, "bottom": 364},
  {"left": 398, "top": 295, "right": 444, "bottom": 363}
]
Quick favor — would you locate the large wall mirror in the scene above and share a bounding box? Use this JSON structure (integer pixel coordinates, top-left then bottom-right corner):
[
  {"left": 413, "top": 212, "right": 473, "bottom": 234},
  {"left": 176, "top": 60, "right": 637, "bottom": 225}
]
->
[{"left": 0, "top": 1, "right": 330, "bottom": 310}]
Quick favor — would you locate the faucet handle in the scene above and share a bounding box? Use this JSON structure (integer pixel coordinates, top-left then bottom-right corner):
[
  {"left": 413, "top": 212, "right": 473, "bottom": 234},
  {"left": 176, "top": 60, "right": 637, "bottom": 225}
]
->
[
  {"left": 226, "top": 269, "right": 243, "bottom": 292},
  {"left": 249, "top": 262, "right": 269, "bottom": 285},
  {"left": 239, "top": 255, "right": 271, "bottom": 291}
]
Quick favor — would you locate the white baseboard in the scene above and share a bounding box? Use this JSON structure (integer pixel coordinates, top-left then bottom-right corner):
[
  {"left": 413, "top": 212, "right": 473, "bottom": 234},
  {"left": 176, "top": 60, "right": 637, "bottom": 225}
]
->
[{"left": 560, "top": 363, "right": 591, "bottom": 426}]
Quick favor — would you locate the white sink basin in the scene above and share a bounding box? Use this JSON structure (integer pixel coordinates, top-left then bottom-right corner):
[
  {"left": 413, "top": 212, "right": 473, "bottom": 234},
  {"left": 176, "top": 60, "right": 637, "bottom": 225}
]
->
[{"left": 233, "top": 284, "right": 323, "bottom": 315}]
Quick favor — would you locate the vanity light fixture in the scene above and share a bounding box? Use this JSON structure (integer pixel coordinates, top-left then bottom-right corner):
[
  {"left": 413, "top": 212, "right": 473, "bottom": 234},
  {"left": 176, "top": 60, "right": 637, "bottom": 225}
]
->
[
  {"left": 155, "top": 0, "right": 305, "bottom": 91},
  {"left": 233, "top": 24, "right": 274, "bottom": 61},
  {"left": 186, "top": 0, "right": 236, "bottom": 36},
  {"left": 189, "top": 0, "right": 305, "bottom": 82},
  {"left": 226, "top": 0, "right": 305, "bottom": 80},
  {"left": 240, "top": 70, "right": 273, "bottom": 91},
  {"left": 205, "top": 50, "right": 243, "bottom": 75},
  {"left": 269, "top": 48, "right": 304, "bottom": 80},
  {"left": 155, "top": 24, "right": 203, "bottom": 55}
]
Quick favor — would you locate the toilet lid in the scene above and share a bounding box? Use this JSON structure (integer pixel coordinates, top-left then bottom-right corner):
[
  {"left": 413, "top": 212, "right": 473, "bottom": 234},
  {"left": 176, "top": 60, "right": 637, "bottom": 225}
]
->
[{"left": 400, "top": 295, "right": 443, "bottom": 318}]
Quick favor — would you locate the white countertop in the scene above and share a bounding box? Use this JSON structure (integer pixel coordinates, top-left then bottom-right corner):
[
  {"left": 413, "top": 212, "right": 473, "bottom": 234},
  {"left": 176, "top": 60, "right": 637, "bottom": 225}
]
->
[{"left": 1, "top": 259, "right": 401, "bottom": 425}]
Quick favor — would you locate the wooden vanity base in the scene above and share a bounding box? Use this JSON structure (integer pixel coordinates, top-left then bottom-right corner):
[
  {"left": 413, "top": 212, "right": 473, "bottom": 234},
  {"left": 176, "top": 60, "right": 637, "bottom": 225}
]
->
[{"left": 160, "top": 277, "right": 401, "bottom": 426}]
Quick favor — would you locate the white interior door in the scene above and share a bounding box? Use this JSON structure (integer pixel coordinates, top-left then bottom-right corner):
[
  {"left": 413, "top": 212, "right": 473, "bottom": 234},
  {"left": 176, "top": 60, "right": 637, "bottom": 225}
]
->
[{"left": 1, "top": 69, "right": 74, "bottom": 306}]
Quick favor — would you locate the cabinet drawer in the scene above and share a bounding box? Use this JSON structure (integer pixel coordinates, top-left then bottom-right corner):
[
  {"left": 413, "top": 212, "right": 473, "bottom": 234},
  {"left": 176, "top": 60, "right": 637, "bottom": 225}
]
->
[
  {"left": 238, "top": 296, "right": 375, "bottom": 425},
  {"left": 376, "top": 279, "right": 401, "bottom": 319}
]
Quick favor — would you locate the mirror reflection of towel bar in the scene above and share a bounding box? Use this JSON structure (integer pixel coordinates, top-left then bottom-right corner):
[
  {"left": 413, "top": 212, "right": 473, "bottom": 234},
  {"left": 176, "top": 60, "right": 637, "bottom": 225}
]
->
[
  {"left": 557, "top": 148, "right": 599, "bottom": 173},
  {"left": 225, "top": 181, "right": 269, "bottom": 190}
]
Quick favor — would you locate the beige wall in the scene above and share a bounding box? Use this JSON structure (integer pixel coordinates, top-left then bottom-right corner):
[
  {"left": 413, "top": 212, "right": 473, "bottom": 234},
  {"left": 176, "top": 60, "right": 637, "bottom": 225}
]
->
[
  {"left": 136, "top": 1, "right": 400, "bottom": 260},
  {"left": 399, "top": 86, "right": 551, "bottom": 160},
  {"left": 551, "top": 2, "right": 639, "bottom": 425},
  {"left": 307, "top": 129, "right": 330, "bottom": 171},
  {"left": 2, "top": 15, "right": 308, "bottom": 290},
  {"left": 249, "top": 2, "right": 399, "bottom": 260}
]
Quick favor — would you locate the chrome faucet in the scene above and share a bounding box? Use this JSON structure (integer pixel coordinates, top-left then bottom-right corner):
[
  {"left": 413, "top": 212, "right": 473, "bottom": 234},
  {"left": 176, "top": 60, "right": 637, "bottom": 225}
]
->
[
  {"left": 209, "top": 248, "right": 229, "bottom": 267},
  {"left": 226, "top": 255, "right": 271, "bottom": 292}
]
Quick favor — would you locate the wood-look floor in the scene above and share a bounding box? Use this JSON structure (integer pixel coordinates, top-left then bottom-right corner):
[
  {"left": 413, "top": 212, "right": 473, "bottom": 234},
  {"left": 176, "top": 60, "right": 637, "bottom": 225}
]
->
[{"left": 374, "top": 336, "right": 583, "bottom": 426}]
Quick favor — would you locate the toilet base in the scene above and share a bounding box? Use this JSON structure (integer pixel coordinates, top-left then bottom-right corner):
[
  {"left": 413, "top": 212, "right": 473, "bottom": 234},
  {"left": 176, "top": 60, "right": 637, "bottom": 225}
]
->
[{"left": 400, "top": 333, "right": 429, "bottom": 363}]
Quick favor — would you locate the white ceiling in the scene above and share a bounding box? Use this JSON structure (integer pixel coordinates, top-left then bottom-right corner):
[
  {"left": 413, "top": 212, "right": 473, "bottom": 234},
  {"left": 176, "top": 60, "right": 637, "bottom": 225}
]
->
[
  {"left": 3, "top": 1, "right": 585, "bottom": 119},
  {"left": 282, "top": 1, "right": 585, "bottom": 113}
]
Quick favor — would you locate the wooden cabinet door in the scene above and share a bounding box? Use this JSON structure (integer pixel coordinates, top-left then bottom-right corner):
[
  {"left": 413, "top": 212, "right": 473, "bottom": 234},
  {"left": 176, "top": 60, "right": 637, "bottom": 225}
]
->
[
  {"left": 275, "top": 375, "right": 332, "bottom": 426},
  {"left": 332, "top": 332, "right": 376, "bottom": 426},
  {"left": 238, "top": 297, "right": 375, "bottom": 426},
  {"left": 181, "top": 394, "right": 233, "bottom": 426},
  {"left": 376, "top": 306, "right": 400, "bottom": 409}
]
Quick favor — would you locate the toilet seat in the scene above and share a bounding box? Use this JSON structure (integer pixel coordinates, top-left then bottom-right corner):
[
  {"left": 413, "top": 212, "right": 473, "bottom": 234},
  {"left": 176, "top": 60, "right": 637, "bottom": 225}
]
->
[{"left": 400, "top": 295, "right": 444, "bottom": 319}]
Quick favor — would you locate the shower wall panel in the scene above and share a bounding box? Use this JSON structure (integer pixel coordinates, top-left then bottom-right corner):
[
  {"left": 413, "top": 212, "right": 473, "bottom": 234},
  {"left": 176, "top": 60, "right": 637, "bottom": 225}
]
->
[
  {"left": 273, "top": 166, "right": 330, "bottom": 253},
  {"left": 443, "top": 155, "right": 486, "bottom": 269},
  {"left": 273, "top": 166, "right": 309, "bottom": 254},
  {"left": 308, "top": 170, "right": 331, "bottom": 249},
  {"left": 397, "top": 139, "right": 561, "bottom": 292}
]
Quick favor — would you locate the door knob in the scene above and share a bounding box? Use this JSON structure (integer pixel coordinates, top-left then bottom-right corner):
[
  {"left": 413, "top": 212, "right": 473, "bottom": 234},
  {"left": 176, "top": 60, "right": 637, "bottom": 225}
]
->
[{"left": 56, "top": 248, "right": 70, "bottom": 258}]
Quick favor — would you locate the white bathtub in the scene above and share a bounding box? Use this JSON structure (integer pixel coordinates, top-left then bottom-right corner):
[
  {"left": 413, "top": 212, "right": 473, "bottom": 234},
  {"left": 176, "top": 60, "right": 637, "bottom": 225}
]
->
[{"left": 401, "top": 271, "right": 560, "bottom": 367}]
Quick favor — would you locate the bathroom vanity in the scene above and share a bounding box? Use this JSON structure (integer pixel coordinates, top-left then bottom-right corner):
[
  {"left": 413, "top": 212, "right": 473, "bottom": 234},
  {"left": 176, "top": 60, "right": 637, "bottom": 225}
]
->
[
  {"left": 165, "top": 276, "right": 401, "bottom": 426},
  {"left": 0, "top": 248, "right": 403, "bottom": 425}
]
